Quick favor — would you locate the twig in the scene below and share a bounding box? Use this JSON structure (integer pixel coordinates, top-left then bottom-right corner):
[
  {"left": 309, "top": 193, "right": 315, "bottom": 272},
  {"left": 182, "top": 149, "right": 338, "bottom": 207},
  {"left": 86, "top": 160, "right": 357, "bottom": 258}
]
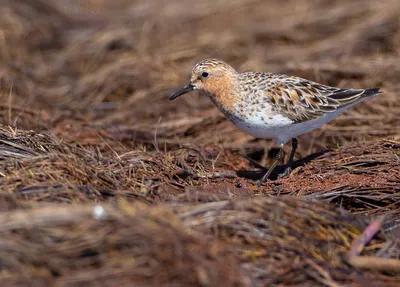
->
[
  {"left": 347, "top": 216, "right": 385, "bottom": 258},
  {"left": 345, "top": 216, "right": 400, "bottom": 273},
  {"left": 305, "top": 259, "right": 341, "bottom": 287},
  {"left": 174, "top": 169, "right": 237, "bottom": 179},
  {"left": 348, "top": 256, "right": 400, "bottom": 273}
]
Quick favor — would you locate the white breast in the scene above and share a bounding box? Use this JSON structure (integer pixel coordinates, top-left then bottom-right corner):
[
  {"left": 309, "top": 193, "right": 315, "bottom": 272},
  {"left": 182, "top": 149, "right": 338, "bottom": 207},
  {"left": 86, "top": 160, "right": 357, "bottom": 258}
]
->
[
  {"left": 230, "top": 100, "right": 364, "bottom": 144},
  {"left": 229, "top": 107, "right": 294, "bottom": 142}
]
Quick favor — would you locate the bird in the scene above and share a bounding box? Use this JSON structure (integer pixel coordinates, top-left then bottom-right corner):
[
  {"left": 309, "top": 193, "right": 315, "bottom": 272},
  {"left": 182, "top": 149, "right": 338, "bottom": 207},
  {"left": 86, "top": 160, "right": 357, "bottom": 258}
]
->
[{"left": 169, "top": 59, "right": 381, "bottom": 184}]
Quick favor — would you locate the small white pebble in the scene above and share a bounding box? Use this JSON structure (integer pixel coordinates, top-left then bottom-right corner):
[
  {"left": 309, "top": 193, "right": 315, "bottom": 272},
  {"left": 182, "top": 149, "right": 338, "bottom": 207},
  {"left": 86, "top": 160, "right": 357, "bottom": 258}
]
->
[{"left": 93, "top": 205, "right": 106, "bottom": 219}]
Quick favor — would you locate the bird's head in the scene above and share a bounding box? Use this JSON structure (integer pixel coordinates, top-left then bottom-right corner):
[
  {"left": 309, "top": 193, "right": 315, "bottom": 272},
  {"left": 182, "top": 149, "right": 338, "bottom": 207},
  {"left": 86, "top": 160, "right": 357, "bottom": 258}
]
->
[{"left": 170, "top": 59, "right": 238, "bottom": 100}]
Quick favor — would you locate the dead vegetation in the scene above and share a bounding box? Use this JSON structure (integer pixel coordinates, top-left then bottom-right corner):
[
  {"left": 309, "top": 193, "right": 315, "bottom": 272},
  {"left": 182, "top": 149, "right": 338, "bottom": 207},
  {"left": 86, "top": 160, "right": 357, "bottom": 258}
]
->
[{"left": 1, "top": 0, "right": 400, "bottom": 286}]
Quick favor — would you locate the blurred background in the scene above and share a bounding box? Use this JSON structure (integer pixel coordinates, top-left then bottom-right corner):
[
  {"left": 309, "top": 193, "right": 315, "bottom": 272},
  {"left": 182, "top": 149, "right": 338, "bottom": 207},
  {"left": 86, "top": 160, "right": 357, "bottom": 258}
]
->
[
  {"left": 1, "top": 2, "right": 400, "bottom": 285},
  {"left": 1, "top": 0, "right": 399, "bottom": 159}
]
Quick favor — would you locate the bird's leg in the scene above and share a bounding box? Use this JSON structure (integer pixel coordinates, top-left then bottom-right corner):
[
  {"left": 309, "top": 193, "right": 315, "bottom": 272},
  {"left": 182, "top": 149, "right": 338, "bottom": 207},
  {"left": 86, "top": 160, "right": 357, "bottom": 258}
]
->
[
  {"left": 278, "top": 138, "right": 297, "bottom": 178},
  {"left": 258, "top": 143, "right": 284, "bottom": 186}
]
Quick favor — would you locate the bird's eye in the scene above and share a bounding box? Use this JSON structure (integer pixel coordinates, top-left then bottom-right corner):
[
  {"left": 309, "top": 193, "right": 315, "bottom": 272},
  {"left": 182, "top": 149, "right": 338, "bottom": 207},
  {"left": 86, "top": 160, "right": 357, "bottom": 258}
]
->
[{"left": 201, "top": 71, "right": 209, "bottom": 78}]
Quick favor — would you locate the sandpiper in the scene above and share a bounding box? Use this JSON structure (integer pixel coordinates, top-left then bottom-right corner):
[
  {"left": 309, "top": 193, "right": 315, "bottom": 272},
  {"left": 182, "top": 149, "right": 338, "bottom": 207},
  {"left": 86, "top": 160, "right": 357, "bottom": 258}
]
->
[{"left": 170, "top": 59, "right": 380, "bottom": 184}]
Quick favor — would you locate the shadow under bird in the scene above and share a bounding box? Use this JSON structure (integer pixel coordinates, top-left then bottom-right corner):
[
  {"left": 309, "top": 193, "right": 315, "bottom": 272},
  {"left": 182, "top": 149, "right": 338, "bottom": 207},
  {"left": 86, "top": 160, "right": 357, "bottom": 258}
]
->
[{"left": 170, "top": 59, "right": 381, "bottom": 184}]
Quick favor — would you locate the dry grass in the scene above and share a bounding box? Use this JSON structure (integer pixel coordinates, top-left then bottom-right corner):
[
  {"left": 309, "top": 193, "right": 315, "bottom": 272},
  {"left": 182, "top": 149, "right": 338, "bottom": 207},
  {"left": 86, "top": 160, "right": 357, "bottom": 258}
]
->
[
  {"left": 1, "top": 0, "right": 400, "bottom": 285},
  {"left": 0, "top": 203, "right": 243, "bottom": 286},
  {"left": 176, "top": 198, "right": 400, "bottom": 286}
]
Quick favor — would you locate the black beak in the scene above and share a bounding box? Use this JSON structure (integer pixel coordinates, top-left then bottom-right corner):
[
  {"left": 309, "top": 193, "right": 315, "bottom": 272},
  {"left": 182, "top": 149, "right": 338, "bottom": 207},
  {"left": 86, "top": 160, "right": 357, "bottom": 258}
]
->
[{"left": 169, "top": 83, "right": 194, "bottom": 100}]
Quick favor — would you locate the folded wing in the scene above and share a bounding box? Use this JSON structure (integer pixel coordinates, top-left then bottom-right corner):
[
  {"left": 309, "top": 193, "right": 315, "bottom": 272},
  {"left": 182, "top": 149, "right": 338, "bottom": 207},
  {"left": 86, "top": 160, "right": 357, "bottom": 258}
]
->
[{"left": 265, "top": 76, "right": 380, "bottom": 122}]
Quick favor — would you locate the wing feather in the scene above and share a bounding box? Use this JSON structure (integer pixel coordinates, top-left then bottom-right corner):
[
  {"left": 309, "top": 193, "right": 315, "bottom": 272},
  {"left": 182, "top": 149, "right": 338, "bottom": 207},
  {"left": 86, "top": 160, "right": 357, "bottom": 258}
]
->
[{"left": 262, "top": 76, "right": 379, "bottom": 122}]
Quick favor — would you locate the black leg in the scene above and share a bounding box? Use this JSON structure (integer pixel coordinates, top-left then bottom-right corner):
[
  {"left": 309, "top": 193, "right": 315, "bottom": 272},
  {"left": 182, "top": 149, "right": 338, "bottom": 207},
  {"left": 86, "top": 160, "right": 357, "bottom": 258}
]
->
[
  {"left": 287, "top": 138, "right": 298, "bottom": 169},
  {"left": 258, "top": 144, "right": 284, "bottom": 186},
  {"left": 278, "top": 138, "right": 297, "bottom": 178}
]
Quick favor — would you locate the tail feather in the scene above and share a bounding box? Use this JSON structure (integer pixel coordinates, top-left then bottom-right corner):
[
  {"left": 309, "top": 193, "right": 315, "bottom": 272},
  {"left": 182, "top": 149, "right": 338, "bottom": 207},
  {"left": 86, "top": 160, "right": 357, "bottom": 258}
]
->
[
  {"left": 363, "top": 88, "right": 381, "bottom": 97},
  {"left": 328, "top": 87, "right": 381, "bottom": 109}
]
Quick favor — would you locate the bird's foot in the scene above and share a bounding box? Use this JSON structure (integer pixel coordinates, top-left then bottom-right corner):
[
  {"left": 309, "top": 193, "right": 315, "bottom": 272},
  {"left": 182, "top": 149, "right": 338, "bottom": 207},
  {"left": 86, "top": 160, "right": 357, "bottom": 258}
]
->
[{"left": 277, "top": 167, "right": 291, "bottom": 179}]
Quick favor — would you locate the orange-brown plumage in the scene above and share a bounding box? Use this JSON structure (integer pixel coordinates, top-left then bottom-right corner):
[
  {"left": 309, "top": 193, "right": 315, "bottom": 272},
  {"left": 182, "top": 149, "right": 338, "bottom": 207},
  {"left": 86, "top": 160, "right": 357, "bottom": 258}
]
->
[
  {"left": 169, "top": 59, "right": 381, "bottom": 181},
  {"left": 189, "top": 59, "right": 240, "bottom": 115},
  {"left": 170, "top": 58, "right": 380, "bottom": 138}
]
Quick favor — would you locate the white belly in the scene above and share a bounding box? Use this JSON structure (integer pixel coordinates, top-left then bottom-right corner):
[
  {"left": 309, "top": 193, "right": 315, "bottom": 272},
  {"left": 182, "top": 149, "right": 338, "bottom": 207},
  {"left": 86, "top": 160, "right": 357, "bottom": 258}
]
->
[
  {"left": 231, "top": 113, "right": 293, "bottom": 142},
  {"left": 230, "top": 104, "right": 358, "bottom": 144}
]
